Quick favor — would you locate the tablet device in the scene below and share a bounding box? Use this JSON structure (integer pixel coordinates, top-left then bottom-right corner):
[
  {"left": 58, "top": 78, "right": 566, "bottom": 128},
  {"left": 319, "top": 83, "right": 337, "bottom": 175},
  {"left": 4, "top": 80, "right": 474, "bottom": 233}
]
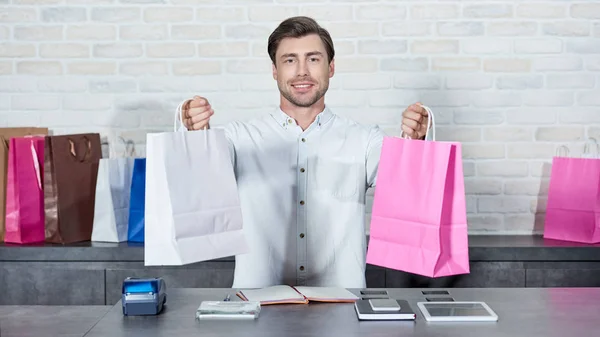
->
[{"left": 417, "top": 301, "right": 499, "bottom": 322}]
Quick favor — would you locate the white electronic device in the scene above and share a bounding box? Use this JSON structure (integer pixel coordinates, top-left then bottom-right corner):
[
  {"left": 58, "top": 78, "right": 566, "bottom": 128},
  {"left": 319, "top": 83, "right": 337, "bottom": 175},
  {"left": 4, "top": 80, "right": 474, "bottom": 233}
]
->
[
  {"left": 417, "top": 301, "right": 499, "bottom": 322},
  {"left": 369, "top": 298, "right": 401, "bottom": 311}
]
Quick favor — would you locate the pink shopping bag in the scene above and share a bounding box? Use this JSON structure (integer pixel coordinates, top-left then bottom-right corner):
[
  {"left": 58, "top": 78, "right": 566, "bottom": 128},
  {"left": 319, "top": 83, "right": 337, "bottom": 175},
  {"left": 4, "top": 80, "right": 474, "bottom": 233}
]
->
[
  {"left": 543, "top": 141, "right": 600, "bottom": 243},
  {"left": 4, "top": 136, "right": 45, "bottom": 244},
  {"left": 366, "top": 106, "right": 470, "bottom": 278}
]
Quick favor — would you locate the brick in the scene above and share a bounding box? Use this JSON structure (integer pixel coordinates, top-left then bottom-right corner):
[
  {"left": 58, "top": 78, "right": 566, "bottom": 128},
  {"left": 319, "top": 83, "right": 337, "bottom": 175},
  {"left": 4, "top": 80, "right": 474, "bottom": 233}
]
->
[
  {"left": 172, "top": 61, "right": 222, "bottom": 75},
  {"left": 68, "top": 61, "right": 116, "bottom": 75},
  {"left": 488, "top": 22, "right": 537, "bottom": 36},
  {"left": 478, "top": 161, "right": 529, "bottom": 177},
  {"left": 0, "top": 96, "right": 8, "bottom": 111},
  {"left": 517, "top": 4, "right": 566, "bottom": 18},
  {"left": 198, "top": 42, "right": 249, "bottom": 57},
  {"left": 468, "top": 215, "right": 503, "bottom": 232},
  {"left": 0, "top": 62, "right": 12, "bottom": 75},
  {"left": 463, "top": 161, "right": 476, "bottom": 177},
  {"left": 523, "top": 91, "right": 574, "bottom": 107},
  {"left": 484, "top": 59, "right": 531, "bottom": 72},
  {"left": 531, "top": 198, "right": 547, "bottom": 214},
  {"left": 543, "top": 22, "right": 590, "bottom": 37},
  {"left": 140, "top": 75, "right": 238, "bottom": 93},
  {"left": 14, "top": 26, "right": 63, "bottom": 40},
  {"left": 355, "top": 4, "right": 406, "bottom": 20},
  {"left": 0, "top": 43, "right": 36, "bottom": 58},
  {"left": 0, "top": 26, "right": 7, "bottom": 40},
  {"left": 380, "top": 57, "right": 428, "bottom": 71},
  {"left": 339, "top": 107, "right": 399, "bottom": 125},
  {"left": 67, "top": 25, "right": 116, "bottom": 40},
  {"left": 0, "top": 78, "right": 36, "bottom": 92},
  {"left": 12, "top": 95, "right": 60, "bottom": 110},
  {"left": 567, "top": 40, "right": 600, "bottom": 54},
  {"left": 248, "top": 6, "right": 298, "bottom": 21},
  {"left": 530, "top": 161, "right": 552, "bottom": 178},
  {"left": 367, "top": 90, "right": 420, "bottom": 108},
  {"left": 120, "top": 25, "right": 168, "bottom": 40},
  {"left": 571, "top": 4, "right": 600, "bottom": 19},
  {"left": 507, "top": 143, "right": 555, "bottom": 159},
  {"left": 94, "top": 44, "right": 143, "bottom": 58},
  {"left": 91, "top": 8, "right": 141, "bottom": 22},
  {"left": 320, "top": 90, "right": 368, "bottom": 108},
  {"left": 419, "top": 107, "right": 453, "bottom": 125},
  {"left": 39, "top": 111, "right": 94, "bottom": 128},
  {"left": 436, "top": 126, "right": 481, "bottom": 142},
  {"left": 462, "top": 38, "right": 512, "bottom": 54},
  {"left": 410, "top": 4, "right": 458, "bottom": 19},
  {"left": 437, "top": 22, "right": 484, "bottom": 36},
  {"left": 533, "top": 56, "right": 583, "bottom": 71},
  {"left": 506, "top": 108, "right": 557, "bottom": 125},
  {"left": 411, "top": 40, "right": 459, "bottom": 54},
  {"left": 505, "top": 179, "right": 550, "bottom": 197},
  {"left": 335, "top": 57, "right": 378, "bottom": 73},
  {"left": 465, "top": 179, "right": 503, "bottom": 195},
  {"left": 547, "top": 74, "right": 595, "bottom": 89},
  {"left": 118, "top": 0, "right": 165, "bottom": 3},
  {"left": 382, "top": 22, "right": 431, "bottom": 36},
  {"left": 454, "top": 110, "right": 504, "bottom": 125},
  {"left": 37, "top": 77, "right": 87, "bottom": 93},
  {"left": 333, "top": 41, "right": 354, "bottom": 56},
  {"left": 504, "top": 214, "right": 546, "bottom": 234},
  {"left": 0, "top": 8, "right": 36, "bottom": 23},
  {"left": 462, "top": 144, "right": 505, "bottom": 159},
  {"left": 196, "top": 7, "right": 245, "bottom": 22},
  {"left": 339, "top": 74, "right": 391, "bottom": 90},
  {"left": 299, "top": 5, "right": 352, "bottom": 21},
  {"left": 535, "top": 126, "right": 584, "bottom": 141},
  {"left": 226, "top": 59, "right": 270, "bottom": 74},
  {"left": 226, "top": 24, "right": 276, "bottom": 39},
  {"left": 394, "top": 74, "right": 440, "bottom": 89},
  {"left": 89, "top": 80, "right": 137, "bottom": 93},
  {"left": 560, "top": 109, "right": 600, "bottom": 123},
  {"left": 358, "top": 40, "right": 407, "bottom": 54},
  {"left": 514, "top": 39, "right": 563, "bottom": 54},
  {"left": 472, "top": 92, "right": 521, "bottom": 108},
  {"left": 63, "top": 95, "right": 112, "bottom": 110},
  {"left": 464, "top": 4, "right": 512, "bottom": 18},
  {"left": 144, "top": 8, "right": 193, "bottom": 22},
  {"left": 478, "top": 197, "right": 531, "bottom": 213},
  {"left": 577, "top": 91, "right": 600, "bottom": 106},
  {"left": 17, "top": 61, "right": 62, "bottom": 75},
  {"left": 323, "top": 22, "right": 378, "bottom": 38},
  {"left": 172, "top": 25, "right": 221, "bottom": 40},
  {"left": 595, "top": 22, "right": 600, "bottom": 37},
  {"left": 446, "top": 74, "right": 493, "bottom": 89},
  {"left": 496, "top": 75, "right": 543, "bottom": 89},
  {"left": 40, "top": 44, "right": 89, "bottom": 58},
  {"left": 423, "top": 91, "right": 471, "bottom": 107},
  {"left": 94, "top": 112, "right": 141, "bottom": 128},
  {"left": 42, "top": 7, "right": 87, "bottom": 22},
  {"left": 252, "top": 42, "right": 267, "bottom": 57},
  {"left": 432, "top": 58, "right": 481, "bottom": 71},
  {"left": 585, "top": 56, "right": 600, "bottom": 70},
  {"left": 66, "top": 0, "right": 114, "bottom": 3},
  {"left": 240, "top": 74, "right": 277, "bottom": 91},
  {"left": 484, "top": 127, "right": 534, "bottom": 142}
]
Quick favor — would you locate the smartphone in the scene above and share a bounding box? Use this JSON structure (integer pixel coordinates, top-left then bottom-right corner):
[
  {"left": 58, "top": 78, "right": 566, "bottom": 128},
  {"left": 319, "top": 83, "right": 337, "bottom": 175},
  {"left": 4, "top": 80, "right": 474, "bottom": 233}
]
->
[{"left": 369, "top": 298, "right": 401, "bottom": 312}]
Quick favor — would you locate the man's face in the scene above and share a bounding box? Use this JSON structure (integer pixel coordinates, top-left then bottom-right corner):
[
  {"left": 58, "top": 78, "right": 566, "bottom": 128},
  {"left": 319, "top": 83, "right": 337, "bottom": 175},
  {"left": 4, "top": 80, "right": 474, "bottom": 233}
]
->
[{"left": 272, "top": 34, "right": 334, "bottom": 108}]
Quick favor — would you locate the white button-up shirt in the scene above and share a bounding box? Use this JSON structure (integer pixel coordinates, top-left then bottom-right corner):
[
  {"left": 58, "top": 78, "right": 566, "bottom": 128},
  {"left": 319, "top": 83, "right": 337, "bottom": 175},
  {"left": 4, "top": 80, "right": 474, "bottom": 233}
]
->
[{"left": 216, "top": 106, "right": 385, "bottom": 289}]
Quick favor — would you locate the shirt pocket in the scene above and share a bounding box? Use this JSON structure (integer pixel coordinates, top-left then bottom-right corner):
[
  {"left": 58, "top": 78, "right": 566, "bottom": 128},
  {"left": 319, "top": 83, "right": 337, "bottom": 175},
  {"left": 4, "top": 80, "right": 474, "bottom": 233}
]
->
[{"left": 311, "top": 156, "right": 359, "bottom": 199}]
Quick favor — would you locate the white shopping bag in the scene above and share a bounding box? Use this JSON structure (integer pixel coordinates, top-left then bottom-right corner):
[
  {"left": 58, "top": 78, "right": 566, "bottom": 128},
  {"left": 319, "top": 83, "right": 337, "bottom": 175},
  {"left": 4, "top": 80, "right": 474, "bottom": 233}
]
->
[
  {"left": 144, "top": 101, "right": 249, "bottom": 266},
  {"left": 91, "top": 136, "right": 136, "bottom": 242}
]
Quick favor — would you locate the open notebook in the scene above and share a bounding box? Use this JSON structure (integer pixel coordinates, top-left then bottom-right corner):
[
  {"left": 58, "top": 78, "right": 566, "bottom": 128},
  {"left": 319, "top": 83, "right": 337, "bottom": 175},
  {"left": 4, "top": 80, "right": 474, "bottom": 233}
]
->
[{"left": 236, "top": 285, "right": 360, "bottom": 305}]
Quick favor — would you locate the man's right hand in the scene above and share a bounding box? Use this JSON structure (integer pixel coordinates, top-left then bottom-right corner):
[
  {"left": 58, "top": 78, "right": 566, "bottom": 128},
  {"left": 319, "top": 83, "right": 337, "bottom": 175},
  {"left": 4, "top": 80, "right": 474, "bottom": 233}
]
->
[{"left": 181, "top": 95, "right": 214, "bottom": 130}]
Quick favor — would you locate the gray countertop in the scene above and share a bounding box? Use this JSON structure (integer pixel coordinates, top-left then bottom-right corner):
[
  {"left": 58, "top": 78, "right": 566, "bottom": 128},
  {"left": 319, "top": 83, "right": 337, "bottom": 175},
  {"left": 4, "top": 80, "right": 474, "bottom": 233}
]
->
[
  {"left": 1, "top": 235, "right": 599, "bottom": 262},
  {"left": 2, "top": 288, "right": 600, "bottom": 337}
]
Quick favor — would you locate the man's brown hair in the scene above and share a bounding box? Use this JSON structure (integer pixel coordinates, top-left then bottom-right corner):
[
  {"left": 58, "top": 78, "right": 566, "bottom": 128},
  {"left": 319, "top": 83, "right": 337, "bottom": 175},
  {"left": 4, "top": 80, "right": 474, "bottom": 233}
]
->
[{"left": 267, "top": 16, "right": 335, "bottom": 66}]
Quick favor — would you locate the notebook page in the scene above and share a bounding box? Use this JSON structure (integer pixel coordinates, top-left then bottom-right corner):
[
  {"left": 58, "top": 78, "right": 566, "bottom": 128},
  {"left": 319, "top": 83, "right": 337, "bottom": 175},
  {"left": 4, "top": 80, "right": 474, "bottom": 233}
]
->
[
  {"left": 293, "top": 287, "right": 359, "bottom": 302},
  {"left": 238, "top": 285, "right": 307, "bottom": 304}
]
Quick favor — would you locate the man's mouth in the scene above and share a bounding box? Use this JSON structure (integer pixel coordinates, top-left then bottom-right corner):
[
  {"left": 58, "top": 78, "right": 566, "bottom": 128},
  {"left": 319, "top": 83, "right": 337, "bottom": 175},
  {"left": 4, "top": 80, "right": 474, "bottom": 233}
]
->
[{"left": 291, "top": 82, "right": 314, "bottom": 88}]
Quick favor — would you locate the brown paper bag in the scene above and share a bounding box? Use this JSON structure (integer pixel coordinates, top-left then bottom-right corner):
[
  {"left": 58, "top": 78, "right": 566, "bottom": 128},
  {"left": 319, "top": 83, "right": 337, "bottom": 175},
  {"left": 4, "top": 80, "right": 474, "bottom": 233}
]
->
[
  {"left": 44, "top": 133, "right": 102, "bottom": 244},
  {"left": 0, "top": 127, "right": 49, "bottom": 242}
]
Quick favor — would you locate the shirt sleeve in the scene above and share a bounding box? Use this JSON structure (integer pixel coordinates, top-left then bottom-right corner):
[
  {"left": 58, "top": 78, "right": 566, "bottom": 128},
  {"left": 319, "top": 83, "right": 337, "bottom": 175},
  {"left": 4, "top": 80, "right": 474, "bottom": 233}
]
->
[{"left": 365, "top": 125, "right": 386, "bottom": 188}]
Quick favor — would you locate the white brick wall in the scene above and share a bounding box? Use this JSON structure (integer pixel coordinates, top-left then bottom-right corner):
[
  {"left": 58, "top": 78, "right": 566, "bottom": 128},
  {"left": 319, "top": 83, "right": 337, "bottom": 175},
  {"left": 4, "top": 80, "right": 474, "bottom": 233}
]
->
[{"left": 1, "top": 0, "right": 599, "bottom": 235}]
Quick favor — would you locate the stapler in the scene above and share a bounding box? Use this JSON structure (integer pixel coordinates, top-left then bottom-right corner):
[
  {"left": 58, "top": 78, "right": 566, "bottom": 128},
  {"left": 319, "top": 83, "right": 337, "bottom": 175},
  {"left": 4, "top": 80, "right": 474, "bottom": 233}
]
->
[{"left": 122, "top": 277, "right": 167, "bottom": 316}]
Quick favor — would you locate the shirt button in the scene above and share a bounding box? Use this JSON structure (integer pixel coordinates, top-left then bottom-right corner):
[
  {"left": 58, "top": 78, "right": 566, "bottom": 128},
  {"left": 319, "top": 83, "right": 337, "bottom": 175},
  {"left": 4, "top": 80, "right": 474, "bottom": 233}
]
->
[
  {"left": 301, "top": 138, "right": 306, "bottom": 142},
  {"left": 299, "top": 200, "right": 305, "bottom": 205},
  {"left": 299, "top": 266, "right": 305, "bottom": 271},
  {"left": 299, "top": 233, "right": 305, "bottom": 238},
  {"left": 300, "top": 168, "right": 305, "bottom": 173},
  {"left": 288, "top": 119, "right": 293, "bottom": 124}
]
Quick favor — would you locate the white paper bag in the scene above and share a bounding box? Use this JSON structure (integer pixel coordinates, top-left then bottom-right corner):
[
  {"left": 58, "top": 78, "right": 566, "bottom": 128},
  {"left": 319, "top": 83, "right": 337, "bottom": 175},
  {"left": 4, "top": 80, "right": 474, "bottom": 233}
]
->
[
  {"left": 144, "top": 101, "right": 249, "bottom": 266},
  {"left": 91, "top": 136, "right": 136, "bottom": 243}
]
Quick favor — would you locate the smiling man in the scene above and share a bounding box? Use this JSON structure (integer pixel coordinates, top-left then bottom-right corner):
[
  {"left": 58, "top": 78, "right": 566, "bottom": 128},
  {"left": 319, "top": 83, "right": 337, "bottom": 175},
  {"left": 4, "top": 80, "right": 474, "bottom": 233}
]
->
[{"left": 179, "top": 16, "right": 430, "bottom": 289}]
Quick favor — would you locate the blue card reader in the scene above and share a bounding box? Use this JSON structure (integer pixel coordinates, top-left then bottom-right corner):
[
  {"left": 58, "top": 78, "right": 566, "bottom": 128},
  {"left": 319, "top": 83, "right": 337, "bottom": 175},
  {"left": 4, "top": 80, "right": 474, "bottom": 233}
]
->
[{"left": 122, "top": 277, "right": 167, "bottom": 316}]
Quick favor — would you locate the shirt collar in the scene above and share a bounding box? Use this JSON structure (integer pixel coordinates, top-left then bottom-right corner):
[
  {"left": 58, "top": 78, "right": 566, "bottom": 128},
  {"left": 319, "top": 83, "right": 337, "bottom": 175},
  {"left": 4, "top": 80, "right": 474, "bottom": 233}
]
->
[{"left": 270, "top": 106, "right": 334, "bottom": 130}]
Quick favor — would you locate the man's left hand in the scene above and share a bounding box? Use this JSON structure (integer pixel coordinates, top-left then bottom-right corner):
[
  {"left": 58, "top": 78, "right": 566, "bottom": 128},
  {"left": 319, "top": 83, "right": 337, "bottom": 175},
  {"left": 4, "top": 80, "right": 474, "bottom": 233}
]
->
[{"left": 401, "top": 103, "right": 429, "bottom": 140}]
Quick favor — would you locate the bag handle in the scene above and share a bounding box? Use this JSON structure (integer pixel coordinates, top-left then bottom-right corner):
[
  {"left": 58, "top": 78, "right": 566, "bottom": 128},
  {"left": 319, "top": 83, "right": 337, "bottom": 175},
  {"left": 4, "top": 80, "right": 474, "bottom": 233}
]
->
[
  {"left": 30, "top": 140, "right": 42, "bottom": 190},
  {"left": 583, "top": 137, "right": 600, "bottom": 159},
  {"left": 108, "top": 135, "right": 136, "bottom": 158},
  {"left": 68, "top": 136, "right": 92, "bottom": 162},
  {"left": 556, "top": 145, "right": 570, "bottom": 157},
  {"left": 400, "top": 104, "right": 435, "bottom": 141}
]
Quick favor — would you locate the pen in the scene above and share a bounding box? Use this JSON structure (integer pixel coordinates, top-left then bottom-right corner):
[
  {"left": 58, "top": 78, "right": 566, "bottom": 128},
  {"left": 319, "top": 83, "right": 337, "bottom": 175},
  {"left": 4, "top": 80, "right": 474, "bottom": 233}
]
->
[{"left": 224, "top": 294, "right": 231, "bottom": 301}]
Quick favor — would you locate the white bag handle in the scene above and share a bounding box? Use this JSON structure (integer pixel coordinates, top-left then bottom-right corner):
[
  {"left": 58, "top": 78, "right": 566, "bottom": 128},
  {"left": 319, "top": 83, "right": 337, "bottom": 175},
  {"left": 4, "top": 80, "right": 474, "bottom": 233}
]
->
[
  {"left": 400, "top": 104, "right": 435, "bottom": 141},
  {"left": 583, "top": 138, "right": 600, "bottom": 159},
  {"left": 556, "top": 145, "right": 570, "bottom": 157}
]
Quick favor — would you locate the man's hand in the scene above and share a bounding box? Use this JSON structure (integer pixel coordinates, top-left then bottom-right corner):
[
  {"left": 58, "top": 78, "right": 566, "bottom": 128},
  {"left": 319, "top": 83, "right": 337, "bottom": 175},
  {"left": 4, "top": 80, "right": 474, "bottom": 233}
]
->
[
  {"left": 401, "top": 103, "right": 429, "bottom": 140},
  {"left": 181, "top": 95, "right": 214, "bottom": 130}
]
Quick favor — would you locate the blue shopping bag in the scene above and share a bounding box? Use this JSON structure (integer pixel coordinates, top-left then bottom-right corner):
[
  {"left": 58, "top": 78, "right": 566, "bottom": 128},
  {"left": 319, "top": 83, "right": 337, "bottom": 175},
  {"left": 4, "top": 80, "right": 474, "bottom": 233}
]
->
[{"left": 127, "top": 158, "right": 145, "bottom": 242}]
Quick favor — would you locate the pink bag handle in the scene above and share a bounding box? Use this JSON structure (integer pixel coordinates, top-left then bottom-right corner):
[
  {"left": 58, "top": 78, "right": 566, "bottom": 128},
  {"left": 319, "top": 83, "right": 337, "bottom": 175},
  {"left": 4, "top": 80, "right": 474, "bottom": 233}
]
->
[
  {"left": 30, "top": 139, "right": 42, "bottom": 190},
  {"left": 400, "top": 104, "right": 435, "bottom": 141}
]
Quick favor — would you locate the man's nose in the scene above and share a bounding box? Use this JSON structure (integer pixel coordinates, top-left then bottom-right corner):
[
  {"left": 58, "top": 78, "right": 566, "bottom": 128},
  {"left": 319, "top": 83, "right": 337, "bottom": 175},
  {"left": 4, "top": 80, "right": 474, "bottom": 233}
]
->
[{"left": 297, "top": 60, "right": 309, "bottom": 76}]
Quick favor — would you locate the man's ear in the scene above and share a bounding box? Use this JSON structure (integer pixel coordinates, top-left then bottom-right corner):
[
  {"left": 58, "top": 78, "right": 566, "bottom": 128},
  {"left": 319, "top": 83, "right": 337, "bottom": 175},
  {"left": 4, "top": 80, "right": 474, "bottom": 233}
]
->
[
  {"left": 272, "top": 62, "right": 277, "bottom": 80},
  {"left": 329, "top": 58, "right": 335, "bottom": 78}
]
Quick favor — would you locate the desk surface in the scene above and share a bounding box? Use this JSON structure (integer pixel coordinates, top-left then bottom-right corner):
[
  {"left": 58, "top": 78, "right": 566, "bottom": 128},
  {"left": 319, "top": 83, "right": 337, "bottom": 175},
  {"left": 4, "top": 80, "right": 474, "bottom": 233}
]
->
[{"left": 2, "top": 288, "right": 599, "bottom": 337}]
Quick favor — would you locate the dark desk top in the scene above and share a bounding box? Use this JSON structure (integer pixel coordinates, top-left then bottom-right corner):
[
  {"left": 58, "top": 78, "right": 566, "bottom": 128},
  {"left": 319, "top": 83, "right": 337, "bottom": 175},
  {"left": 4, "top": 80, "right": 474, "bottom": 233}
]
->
[
  {"left": 1, "top": 235, "right": 599, "bottom": 262},
  {"left": 3, "top": 288, "right": 599, "bottom": 337}
]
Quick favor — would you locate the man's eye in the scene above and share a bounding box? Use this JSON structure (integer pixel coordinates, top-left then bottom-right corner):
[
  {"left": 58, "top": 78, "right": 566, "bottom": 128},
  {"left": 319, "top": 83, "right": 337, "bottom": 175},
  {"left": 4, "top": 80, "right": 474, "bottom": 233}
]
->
[
  {"left": 285, "top": 59, "right": 294, "bottom": 63},
  {"left": 310, "top": 57, "right": 319, "bottom": 62}
]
